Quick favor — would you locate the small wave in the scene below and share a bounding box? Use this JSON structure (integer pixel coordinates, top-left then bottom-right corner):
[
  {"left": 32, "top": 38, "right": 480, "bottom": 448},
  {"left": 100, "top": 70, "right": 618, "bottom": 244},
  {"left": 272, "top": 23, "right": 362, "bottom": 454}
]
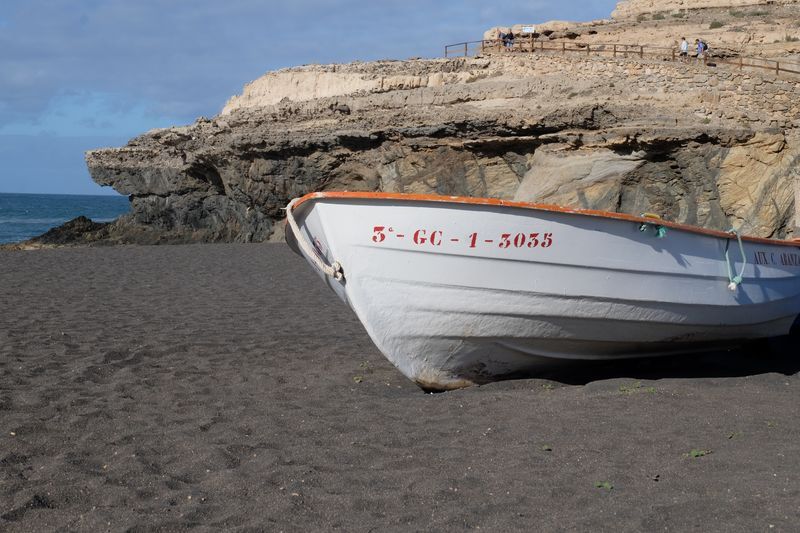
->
[{"left": 0, "top": 218, "right": 68, "bottom": 225}]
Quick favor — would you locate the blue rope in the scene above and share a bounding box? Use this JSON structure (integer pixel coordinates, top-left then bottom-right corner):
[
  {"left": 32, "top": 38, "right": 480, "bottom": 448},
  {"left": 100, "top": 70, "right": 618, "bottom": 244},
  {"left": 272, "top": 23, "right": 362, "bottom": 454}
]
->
[{"left": 724, "top": 229, "right": 747, "bottom": 290}]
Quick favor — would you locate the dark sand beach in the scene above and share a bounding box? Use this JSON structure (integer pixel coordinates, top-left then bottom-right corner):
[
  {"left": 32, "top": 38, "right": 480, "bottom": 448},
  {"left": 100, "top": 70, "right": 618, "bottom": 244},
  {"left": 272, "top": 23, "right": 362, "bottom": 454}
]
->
[{"left": 1, "top": 243, "right": 798, "bottom": 531}]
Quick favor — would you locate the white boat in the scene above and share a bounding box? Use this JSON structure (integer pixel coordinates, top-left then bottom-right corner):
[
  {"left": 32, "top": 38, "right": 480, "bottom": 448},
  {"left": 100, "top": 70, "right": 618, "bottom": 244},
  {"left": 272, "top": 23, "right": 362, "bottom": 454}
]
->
[{"left": 285, "top": 191, "right": 800, "bottom": 391}]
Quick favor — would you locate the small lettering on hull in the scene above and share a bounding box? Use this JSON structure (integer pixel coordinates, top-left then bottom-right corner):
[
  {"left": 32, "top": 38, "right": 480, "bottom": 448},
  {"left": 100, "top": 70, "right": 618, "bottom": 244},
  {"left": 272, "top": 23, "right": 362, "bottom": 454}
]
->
[
  {"left": 781, "top": 253, "right": 800, "bottom": 266},
  {"left": 753, "top": 250, "right": 800, "bottom": 267}
]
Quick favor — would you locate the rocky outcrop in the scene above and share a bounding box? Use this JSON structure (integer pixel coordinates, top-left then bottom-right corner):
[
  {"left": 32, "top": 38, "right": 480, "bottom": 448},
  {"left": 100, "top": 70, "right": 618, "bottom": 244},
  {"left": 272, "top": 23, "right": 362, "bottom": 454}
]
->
[
  {"left": 612, "top": 0, "right": 799, "bottom": 20},
  {"left": 80, "top": 2, "right": 800, "bottom": 246},
  {"left": 84, "top": 53, "right": 800, "bottom": 244},
  {"left": 0, "top": 216, "right": 111, "bottom": 250},
  {"left": 485, "top": 0, "right": 800, "bottom": 62}
]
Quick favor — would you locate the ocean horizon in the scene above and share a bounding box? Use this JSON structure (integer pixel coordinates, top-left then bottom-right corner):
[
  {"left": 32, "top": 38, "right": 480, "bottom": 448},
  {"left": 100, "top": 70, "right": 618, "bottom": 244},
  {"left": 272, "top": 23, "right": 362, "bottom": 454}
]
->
[{"left": 0, "top": 192, "right": 131, "bottom": 244}]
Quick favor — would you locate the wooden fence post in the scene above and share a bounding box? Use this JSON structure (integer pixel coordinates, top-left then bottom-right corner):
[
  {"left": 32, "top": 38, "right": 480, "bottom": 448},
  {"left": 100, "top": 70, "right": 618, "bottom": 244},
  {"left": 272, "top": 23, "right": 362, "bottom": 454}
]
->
[
  {"left": 776, "top": 61, "right": 780, "bottom": 75},
  {"left": 739, "top": 56, "right": 743, "bottom": 70},
  {"left": 562, "top": 42, "right": 566, "bottom": 54},
  {"left": 613, "top": 44, "right": 617, "bottom": 58},
  {"left": 639, "top": 46, "right": 644, "bottom": 58},
  {"left": 587, "top": 44, "right": 591, "bottom": 55},
  {"left": 464, "top": 43, "right": 468, "bottom": 56}
]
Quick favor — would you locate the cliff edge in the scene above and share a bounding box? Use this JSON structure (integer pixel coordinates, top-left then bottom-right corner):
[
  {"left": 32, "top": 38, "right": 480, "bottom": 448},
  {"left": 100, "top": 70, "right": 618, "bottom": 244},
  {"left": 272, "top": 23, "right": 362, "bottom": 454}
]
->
[{"left": 79, "top": 1, "right": 800, "bottom": 245}]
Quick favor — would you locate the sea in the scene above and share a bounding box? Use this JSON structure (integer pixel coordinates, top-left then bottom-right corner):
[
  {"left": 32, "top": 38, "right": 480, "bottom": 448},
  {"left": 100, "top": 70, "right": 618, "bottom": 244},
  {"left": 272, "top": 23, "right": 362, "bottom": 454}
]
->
[{"left": 0, "top": 192, "right": 131, "bottom": 244}]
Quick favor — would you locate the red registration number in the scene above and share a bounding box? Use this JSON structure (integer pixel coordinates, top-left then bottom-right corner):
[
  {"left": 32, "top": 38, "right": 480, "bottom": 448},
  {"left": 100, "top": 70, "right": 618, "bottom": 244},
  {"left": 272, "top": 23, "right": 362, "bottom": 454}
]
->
[{"left": 371, "top": 226, "right": 554, "bottom": 250}]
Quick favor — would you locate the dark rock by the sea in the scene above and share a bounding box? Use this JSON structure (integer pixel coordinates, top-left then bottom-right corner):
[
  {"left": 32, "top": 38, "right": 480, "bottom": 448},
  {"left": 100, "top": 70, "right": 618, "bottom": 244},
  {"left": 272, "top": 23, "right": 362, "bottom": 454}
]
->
[
  {"left": 32, "top": 216, "right": 110, "bottom": 245},
  {"left": 0, "top": 216, "right": 110, "bottom": 250}
]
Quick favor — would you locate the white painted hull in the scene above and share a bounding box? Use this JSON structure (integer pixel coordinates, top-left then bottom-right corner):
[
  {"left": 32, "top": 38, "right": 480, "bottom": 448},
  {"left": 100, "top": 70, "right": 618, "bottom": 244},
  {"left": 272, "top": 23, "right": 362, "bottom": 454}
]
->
[{"left": 286, "top": 193, "right": 800, "bottom": 390}]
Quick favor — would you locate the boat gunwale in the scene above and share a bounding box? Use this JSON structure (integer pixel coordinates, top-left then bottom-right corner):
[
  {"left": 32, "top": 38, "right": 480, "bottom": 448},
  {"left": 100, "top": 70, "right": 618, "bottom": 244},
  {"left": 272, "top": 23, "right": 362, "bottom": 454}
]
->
[{"left": 290, "top": 191, "right": 800, "bottom": 249}]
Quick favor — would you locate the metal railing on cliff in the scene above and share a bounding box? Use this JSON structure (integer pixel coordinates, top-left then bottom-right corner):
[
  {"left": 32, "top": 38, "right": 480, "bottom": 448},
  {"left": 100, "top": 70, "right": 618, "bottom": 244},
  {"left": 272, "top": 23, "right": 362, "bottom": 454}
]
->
[{"left": 444, "top": 39, "right": 800, "bottom": 78}]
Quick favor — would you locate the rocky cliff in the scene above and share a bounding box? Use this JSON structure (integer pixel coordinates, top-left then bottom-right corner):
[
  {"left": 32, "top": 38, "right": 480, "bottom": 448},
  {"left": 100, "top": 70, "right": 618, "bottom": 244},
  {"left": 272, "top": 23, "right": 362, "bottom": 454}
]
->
[
  {"left": 488, "top": 0, "right": 800, "bottom": 60},
  {"left": 612, "top": 0, "right": 799, "bottom": 20},
  {"left": 79, "top": 2, "right": 800, "bottom": 246}
]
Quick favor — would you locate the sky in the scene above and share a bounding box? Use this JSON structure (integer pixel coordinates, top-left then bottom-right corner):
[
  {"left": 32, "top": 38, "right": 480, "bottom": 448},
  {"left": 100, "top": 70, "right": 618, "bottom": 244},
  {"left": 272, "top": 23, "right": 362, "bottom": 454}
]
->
[{"left": 0, "top": 0, "right": 618, "bottom": 195}]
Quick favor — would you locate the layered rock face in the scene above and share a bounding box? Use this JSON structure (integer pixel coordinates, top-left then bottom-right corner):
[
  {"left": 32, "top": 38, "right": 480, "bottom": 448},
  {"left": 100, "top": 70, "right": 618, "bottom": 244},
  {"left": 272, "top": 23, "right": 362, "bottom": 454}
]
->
[
  {"left": 612, "top": 0, "right": 799, "bottom": 20},
  {"left": 609, "top": 0, "right": 800, "bottom": 60},
  {"left": 85, "top": 53, "right": 800, "bottom": 244},
  {"left": 83, "top": 1, "right": 800, "bottom": 245},
  {"left": 487, "top": 0, "right": 800, "bottom": 61}
]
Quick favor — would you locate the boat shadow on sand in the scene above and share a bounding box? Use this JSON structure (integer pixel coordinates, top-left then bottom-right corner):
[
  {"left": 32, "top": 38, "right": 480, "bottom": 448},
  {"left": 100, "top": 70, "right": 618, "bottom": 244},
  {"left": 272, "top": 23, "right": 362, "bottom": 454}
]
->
[{"left": 510, "top": 335, "right": 800, "bottom": 387}]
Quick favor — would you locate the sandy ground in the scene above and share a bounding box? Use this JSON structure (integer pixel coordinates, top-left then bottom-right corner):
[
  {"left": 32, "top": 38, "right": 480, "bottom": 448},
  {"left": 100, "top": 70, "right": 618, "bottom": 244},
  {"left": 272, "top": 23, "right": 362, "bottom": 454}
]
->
[{"left": 1, "top": 243, "right": 798, "bottom": 532}]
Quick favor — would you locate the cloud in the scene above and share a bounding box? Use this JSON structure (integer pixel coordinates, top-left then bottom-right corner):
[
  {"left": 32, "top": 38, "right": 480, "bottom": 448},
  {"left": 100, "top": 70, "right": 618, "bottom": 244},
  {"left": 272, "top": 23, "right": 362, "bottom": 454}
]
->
[
  {"left": 0, "top": 0, "right": 618, "bottom": 193},
  {"left": 1, "top": 0, "right": 617, "bottom": 128},
  {"left": 0, "top": 90, "right": 183, "bottom": 136}
]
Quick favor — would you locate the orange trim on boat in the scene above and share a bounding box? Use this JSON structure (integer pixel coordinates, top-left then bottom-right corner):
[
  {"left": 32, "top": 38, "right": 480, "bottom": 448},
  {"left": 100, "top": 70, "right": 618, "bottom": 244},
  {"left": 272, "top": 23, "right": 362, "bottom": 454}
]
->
[{"left": 290, "top": 191, "right": 800, "bottom": 248}]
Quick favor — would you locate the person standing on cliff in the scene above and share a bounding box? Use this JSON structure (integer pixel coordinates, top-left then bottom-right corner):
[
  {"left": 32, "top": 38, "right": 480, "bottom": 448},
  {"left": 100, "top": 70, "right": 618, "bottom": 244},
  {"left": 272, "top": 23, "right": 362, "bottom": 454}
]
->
[
  {"left": 504, "top": 30, "right": 515, "bottom": 51},
  {"left": 679, "top": 37, "right": 689, "bottom": 61}
]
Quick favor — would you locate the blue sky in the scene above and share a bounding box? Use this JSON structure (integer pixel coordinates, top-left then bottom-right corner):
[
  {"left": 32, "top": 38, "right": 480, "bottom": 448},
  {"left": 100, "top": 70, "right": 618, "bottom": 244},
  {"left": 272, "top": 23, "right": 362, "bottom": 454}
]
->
[{"left": 0, "top": 0, "right": 618, "bottom": 195}]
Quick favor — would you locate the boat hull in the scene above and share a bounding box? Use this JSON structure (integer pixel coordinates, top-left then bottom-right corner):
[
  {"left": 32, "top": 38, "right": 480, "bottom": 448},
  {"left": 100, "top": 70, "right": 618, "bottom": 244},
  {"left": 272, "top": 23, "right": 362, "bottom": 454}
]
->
[{"left": 287, "top": 193, "right": 800, "bottom": 390}]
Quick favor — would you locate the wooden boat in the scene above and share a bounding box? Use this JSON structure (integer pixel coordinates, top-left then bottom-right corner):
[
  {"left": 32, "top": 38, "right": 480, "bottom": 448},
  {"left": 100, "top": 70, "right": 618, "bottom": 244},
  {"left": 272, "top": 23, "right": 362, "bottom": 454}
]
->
[{"left": 285, "top": 191, "right": 800, "bottom": 391}]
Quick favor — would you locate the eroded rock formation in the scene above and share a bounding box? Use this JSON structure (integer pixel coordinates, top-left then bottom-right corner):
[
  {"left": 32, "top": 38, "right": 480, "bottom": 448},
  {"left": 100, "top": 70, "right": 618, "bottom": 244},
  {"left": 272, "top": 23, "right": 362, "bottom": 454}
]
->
[
  {"left": 487, "top": 0, "right": 800, "bottom": 61},
  {"left": 612, "top": 0, "right": 799, "bottom": 20},
  {"left": 80, "top": 2, "right": 800, "bottom": 245}
]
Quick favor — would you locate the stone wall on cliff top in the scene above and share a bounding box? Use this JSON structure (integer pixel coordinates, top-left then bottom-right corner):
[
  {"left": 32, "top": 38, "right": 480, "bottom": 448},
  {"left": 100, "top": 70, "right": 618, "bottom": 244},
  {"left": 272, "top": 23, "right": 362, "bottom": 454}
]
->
[
  {"left": 82, "top": 53, "right": 800, "bottom": 245},
  {"left": 612, "top": 0, "right": 799, "bottom": 19}
]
